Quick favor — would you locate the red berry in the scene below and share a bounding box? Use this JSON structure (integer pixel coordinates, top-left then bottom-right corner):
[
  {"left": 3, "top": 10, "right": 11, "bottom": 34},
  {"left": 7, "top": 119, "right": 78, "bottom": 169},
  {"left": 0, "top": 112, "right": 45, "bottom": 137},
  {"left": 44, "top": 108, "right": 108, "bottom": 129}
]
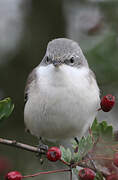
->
[
  {"left": 79, "top": 168, "right": 95, "bottom": 180},
  {"left": 100, "top": 94, "right": 115, "bottom": 112},
  {"left": 106, "top": 174, "right": 118, "bottom": 180},
  {"left": 113, "top": 153, "right": 118, "bottom": 167},
  {"left": 5, "top": 171, "right": 22, "bottom": 180},
  {"left": 46, "top": 147, "right": 61, "bottom": 162}
]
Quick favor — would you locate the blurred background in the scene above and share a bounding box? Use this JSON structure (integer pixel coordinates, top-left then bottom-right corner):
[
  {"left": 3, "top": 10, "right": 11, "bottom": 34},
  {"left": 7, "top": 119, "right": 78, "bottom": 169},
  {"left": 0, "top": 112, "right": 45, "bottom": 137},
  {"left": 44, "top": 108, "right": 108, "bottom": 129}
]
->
[{"left": 0, "top": 0, "right": 118, "bottom": 179}]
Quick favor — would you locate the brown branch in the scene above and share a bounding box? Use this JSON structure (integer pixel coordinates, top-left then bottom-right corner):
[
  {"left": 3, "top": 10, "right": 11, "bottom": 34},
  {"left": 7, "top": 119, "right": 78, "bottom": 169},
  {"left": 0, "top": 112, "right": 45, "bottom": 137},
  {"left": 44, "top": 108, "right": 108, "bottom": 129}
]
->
[
  {"left": 0, "top": 137, "right": 109, "bottom": 178},
  {"left": 71, "top": 158, "right": 108, "bottom": 177},
  {"left": 0, "top": 137, "right": 45, "bottom": 154},
  {"left": 60, "top": 159, "right": 70, "bottom": 166},
  {"left": 22, "top": 168, "right": 71, "bottom": 178}
]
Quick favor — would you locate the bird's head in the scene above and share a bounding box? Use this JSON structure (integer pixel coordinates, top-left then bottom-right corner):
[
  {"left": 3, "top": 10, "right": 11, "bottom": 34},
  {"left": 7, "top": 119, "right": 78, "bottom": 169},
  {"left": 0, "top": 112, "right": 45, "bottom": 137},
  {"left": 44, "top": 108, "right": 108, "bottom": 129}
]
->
[{"left": 41, "top": 38, "right": 88, "bottom": 68}]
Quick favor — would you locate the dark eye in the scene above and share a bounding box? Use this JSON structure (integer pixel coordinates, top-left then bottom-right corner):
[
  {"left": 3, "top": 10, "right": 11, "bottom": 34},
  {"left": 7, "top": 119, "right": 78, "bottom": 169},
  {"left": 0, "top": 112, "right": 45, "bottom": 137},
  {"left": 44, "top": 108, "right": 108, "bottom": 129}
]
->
[
  {"left": 69, "top": 57, "right": 75, "bottom": 65},
  {"left": 45, "top": 56, "right": 51, "bottom": 64},
  {"left": 64, "top": 57, "right": 75, "bottom": 66}
]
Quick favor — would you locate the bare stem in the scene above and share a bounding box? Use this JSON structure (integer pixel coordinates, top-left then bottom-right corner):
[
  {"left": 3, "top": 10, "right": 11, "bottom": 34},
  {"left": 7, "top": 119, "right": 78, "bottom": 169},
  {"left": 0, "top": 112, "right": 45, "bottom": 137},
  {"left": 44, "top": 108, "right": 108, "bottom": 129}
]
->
[
  {"left": 0, "top": 137, "right": 45, "bottom": 154},
  {"left": 22, "top": 168, "right": 70, "bottom": 178},
  {"left": 60, "top": 159, "right": 70, "bottom": 166},
  {"left": 0, "top": 137, "right": 108, "bottom": 178}
]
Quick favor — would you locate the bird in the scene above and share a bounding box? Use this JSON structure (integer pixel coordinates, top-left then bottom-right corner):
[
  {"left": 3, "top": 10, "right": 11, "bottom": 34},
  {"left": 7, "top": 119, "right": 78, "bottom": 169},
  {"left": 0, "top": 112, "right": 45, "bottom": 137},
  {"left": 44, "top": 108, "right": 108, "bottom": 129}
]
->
[{"left": 24, "top": 38, "right": 100, "bottom": 142}]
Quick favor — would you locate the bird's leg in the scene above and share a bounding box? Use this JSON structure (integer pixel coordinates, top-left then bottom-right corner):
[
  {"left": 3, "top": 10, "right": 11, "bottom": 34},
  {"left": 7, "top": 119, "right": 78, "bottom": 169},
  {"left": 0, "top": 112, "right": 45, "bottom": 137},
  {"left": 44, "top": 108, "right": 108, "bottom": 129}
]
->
[
  {"left": 36, "top": 137, "right": 49, "bottom": 164},
  {"left": 38, "top": 137, "right": 48, "bottom": 151}
]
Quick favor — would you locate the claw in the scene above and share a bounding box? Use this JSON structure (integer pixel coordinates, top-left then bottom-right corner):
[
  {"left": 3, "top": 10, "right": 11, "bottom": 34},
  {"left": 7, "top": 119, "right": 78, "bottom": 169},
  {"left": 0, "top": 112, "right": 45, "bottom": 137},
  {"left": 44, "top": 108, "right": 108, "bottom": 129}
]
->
[
  {"left": 38, "top": 144, "right": 48, "bottom": 151},
  {"left": 35, "top": 137, "right": 49, "bottom": 164}
]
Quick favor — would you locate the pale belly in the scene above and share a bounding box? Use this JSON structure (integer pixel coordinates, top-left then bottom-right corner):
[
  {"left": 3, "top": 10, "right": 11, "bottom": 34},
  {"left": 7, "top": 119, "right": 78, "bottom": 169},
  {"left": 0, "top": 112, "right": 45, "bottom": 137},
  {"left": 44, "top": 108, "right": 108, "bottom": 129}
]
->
[{"left": 24, "top": 65, "right": 100, "bottom": 140}]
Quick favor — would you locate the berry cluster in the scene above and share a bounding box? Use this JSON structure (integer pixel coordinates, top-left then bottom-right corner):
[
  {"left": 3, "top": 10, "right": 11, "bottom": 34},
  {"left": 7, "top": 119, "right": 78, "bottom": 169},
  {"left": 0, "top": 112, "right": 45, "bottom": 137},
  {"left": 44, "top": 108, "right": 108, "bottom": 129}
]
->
[{"left": 4, "top": 147, "right": 118, "bottom": 180}]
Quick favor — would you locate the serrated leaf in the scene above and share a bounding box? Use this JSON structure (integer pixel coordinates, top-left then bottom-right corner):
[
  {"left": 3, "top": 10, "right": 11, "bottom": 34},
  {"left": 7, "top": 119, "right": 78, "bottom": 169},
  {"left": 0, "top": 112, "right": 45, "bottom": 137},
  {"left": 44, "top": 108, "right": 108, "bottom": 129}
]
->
[
  {"left": 91, "top": 119, "right": 100, "bottom": 141},
  {"left": 71, "top": 139, "right": 78, "bottom": 149},
  {"left": 94, "top": 172, "right": 104, "bottom": 180},
  {"left": 99, "top": 121, "right": 113, "bottom": 140},
  {"left": 91, "top": 119, "right": 98, "bottom": 131},
  {"left": 60, "top": 146, "right": 72, "bottom": 163},
  {"left": 66, "top": 148, "right": 72, "bottom": 162},
  {"left": 105, "top": 126, "right": 113, "bottom": 138},
  {"left": 91, "top": 119, "right": 114, "bottom": 141},
  {"left": 0, "top": 98, "right": 14, "bottom": 121},
  {"left": 73, "top": 135, "right": 93, "bottom": 162}
]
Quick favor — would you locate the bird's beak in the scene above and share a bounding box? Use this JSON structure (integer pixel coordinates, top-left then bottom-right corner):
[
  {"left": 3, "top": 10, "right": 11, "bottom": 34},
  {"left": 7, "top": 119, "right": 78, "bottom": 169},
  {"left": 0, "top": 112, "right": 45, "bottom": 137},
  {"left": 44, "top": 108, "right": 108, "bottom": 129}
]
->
[{"left": 52, "top": 60, "right": 61, "bottom": 67}]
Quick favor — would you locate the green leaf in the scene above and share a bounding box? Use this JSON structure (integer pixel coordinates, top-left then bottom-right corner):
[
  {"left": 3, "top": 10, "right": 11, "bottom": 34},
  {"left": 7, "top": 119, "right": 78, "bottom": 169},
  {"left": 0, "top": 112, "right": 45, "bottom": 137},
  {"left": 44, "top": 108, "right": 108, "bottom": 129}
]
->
[
  {"left": 71, "top": 139, "right": 78, "bottom": 149},
  {"left": 91, "top": 119, "right": 98, "bottom": 131},
  {"left": 0, "top": 98, "right": 14, "bottom": 121},
  {"left": 94, "top": 172, "right": 104, "bottom": 180},
  {"left": 60, "top": 146, "right": 72, "bottom": 163},
  {"left": 73, "top": 135, "right": 93, "bottom": 162},
  {"left": 99, "top": 121, "right": 113, "bottom": 140},
  {"left": 91, "top": 119, "right": 114, "bottom": 141}
]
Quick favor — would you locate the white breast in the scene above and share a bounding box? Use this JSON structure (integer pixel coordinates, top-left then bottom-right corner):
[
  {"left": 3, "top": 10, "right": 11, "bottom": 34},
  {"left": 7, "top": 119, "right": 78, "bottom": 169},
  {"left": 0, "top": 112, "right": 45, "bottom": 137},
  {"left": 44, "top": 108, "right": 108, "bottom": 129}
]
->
[{"left": 24, "top": 64, "right": 100, "bottom": 141}]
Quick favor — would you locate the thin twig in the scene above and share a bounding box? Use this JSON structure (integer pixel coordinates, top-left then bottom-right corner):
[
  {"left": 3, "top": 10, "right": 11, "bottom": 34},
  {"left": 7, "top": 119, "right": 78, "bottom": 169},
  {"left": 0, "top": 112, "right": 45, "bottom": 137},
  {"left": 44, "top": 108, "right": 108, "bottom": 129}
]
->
[
  {"left": 71, "top": 160, "right": 97, "bottom": 173},
  {"left": 60, "top": 159, "right": 70, "bottom": 166},
  {"left": 0, "top": 137, "right": 45, "bottom": 154},
  {"left": 22, "top": 168, "right": 71, "bottom": 178},
  {"left": 0, "top": 137, "right": 109, "bottom": 178}
]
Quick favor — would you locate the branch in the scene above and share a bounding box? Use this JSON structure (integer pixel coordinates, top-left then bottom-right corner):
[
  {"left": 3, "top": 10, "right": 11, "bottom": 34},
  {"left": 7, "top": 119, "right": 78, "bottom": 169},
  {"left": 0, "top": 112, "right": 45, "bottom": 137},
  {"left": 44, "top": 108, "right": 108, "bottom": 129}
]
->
[
  {"left": 0, "top": 137, "right": 45, "bottom": 154},
  {"left": 0, "top": 137, "right": 108, "bottom": 178},
  {"left": 23, "top": 168, "right": 70, "bottom": 178}
]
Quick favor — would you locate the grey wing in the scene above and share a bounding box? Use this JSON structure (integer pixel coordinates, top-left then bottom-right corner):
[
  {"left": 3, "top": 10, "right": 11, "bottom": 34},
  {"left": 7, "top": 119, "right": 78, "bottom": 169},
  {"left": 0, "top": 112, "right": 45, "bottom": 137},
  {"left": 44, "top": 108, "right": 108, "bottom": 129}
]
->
[
  {"left": 88, "top": 69, "right": 97, "bottom": 84},
  {"left": 24, "top": 68, "right": 37, "bottom": 104},
  {"left": 89, "top": 69, "right": 96, "bottom": 79}
]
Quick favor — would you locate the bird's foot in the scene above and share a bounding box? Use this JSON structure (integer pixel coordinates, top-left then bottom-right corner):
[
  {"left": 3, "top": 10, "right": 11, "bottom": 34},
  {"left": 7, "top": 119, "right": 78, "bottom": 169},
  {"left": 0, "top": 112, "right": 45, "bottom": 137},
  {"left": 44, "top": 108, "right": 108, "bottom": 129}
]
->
[
  {"left": 38, "top": 144, "right": 48, "bottom": 152},
  {"left": 36, "top": 137, "right": 49, "bottom": 164},
  {"left": 38, "top": 137, "right": 48, "bottom": 151},
  {"left": 36, "top": 143, "right": 48, "bottom": 156}
]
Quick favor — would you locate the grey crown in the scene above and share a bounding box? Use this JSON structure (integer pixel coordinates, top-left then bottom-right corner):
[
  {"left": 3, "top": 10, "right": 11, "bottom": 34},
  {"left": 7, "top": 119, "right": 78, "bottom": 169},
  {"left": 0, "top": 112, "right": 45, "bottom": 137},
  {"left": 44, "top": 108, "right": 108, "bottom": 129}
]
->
[{"left": 41, "top": 38, "right": 88, "bottom": 68}]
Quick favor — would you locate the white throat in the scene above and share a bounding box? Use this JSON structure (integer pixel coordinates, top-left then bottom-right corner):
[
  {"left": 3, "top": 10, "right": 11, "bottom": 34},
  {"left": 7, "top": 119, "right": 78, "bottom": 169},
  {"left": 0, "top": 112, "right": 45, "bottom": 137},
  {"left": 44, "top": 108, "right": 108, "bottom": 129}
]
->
[{"left": 36, "top": 64, "right": 90, "bottom": 88}]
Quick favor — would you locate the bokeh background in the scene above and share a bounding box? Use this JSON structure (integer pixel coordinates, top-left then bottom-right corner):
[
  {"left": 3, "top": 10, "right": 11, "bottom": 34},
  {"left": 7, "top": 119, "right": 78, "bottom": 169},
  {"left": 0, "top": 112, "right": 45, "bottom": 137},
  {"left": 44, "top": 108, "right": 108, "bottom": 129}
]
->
[{"left": 0, "top": 0, "right": 118, "bottom": 179}]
